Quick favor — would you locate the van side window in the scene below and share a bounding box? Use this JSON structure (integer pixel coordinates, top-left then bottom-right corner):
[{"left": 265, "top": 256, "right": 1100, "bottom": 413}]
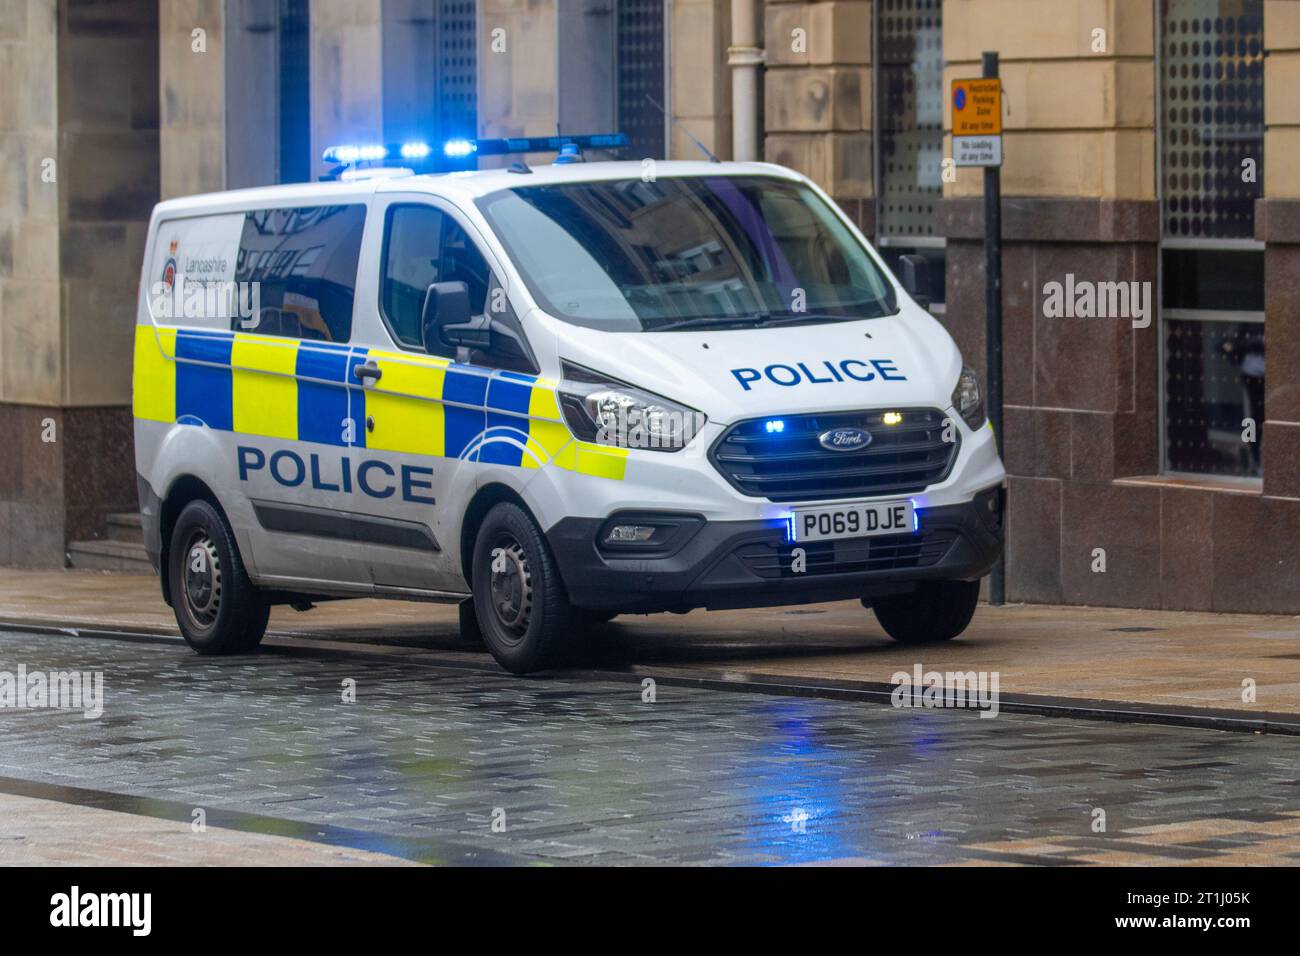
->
[
  {"left": 380, "top": 204, "right": 491, "bottom": 355},
  {"left": 235, "top": 204, "right": 365, "bottom": 343}
]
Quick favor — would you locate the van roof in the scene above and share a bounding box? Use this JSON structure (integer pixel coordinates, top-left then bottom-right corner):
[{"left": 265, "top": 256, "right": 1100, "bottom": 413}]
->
[{"left": 151, "top": 160, "right": 807, "bottom": 218}]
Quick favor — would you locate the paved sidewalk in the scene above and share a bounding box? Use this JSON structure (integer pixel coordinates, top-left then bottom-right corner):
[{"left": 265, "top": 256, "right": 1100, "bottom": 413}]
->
[
  {"left": 0, "top": 793, "right": 417, "bottom": 866},
  {"left": 1, "top": 567, "right": 1297, "bottom": 715}
]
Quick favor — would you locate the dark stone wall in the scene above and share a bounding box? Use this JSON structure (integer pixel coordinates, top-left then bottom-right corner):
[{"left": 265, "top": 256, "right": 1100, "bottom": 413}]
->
[
  {"left": 0, "top": 404, "right": 135, "bottom": 567},
  {"left": 939, "top": 195, "right": 1300, "bottom": 614}
]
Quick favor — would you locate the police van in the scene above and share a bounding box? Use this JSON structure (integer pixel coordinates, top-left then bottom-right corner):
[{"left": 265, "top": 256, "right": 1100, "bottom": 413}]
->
[{"left": 133, "top": 134, "right": 1005, "bottom": 674}]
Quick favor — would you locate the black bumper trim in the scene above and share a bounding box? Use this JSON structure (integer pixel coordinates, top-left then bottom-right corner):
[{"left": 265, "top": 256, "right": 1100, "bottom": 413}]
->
[
  {"left": 136, "top": 473, "right": 163, "bottom": 574},
  {"left": 547, "top": 487, "right": 1005, "bottom": 613}
]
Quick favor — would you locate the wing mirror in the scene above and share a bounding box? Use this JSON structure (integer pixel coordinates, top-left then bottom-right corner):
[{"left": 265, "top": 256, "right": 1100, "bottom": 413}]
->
[
  {"left": 420, "top": 281, "right": 490, "bottom": 353},
  {"left": 897, "top": 254, "right": 931, "bottom": 311}
]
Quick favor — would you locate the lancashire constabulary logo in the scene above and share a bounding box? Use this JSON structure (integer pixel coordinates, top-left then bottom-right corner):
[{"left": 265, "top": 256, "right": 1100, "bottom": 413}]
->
[{"left": 161, "top": 238, "right": 178, "bottom": 292}]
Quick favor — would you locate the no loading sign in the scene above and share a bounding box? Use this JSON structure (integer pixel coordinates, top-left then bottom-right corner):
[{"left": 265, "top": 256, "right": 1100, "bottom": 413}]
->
[{"left": 952, "top": 77, "right": 1003, "bottom": 167}]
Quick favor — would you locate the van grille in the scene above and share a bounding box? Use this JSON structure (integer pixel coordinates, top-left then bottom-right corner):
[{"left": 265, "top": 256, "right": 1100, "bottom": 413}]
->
[
  {"left": 709, "top": 408, "right": 959, "bottom": 503},
  {"left": 735, "top": 530, "right": 957, "bottom": 578}
]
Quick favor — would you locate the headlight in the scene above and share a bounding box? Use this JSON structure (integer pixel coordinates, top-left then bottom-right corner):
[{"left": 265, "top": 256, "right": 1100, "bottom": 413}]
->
[
  {"left": 558, "top": 361, "right": 706, "bottom": 452},
  {"left": 951, "top": 365, "right": 985, "bottom": 430}
]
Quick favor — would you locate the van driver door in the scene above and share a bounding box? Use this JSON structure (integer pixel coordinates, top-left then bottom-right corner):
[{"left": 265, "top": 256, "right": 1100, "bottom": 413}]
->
[{"left": 345, "top": 195, "right": 534, "bottom": 595}]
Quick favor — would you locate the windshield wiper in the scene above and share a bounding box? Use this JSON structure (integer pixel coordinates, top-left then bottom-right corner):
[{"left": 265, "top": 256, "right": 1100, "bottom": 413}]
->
[
  {"left": 646, "top": 306, "right": 899, "bottom": 333},
  {"left": 646, "top": 314, "right": 770, "bottom": 332}
]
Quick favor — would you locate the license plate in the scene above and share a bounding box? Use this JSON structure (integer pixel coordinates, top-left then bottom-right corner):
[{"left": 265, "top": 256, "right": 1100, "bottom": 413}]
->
[{"left": 791, "top": 500, "right": 915, "bottom": 543}]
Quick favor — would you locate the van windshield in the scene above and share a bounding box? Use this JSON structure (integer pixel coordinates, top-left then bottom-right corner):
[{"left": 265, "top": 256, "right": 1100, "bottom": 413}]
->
[{"left": 476, "top": 175, "right": 898, "bottom": 332}]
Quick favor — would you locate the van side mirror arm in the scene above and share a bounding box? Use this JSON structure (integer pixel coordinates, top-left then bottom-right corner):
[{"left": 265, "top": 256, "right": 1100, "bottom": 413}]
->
[{"left": 420, "top": 280, "right": 489, "bottom": 353}]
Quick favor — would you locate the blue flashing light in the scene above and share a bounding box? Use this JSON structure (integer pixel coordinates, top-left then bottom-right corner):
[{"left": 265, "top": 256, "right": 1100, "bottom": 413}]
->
[
  {"left": 321, "top": 132, "right": 629, "bottom": 180},
  {"left": 324, "top": 133, "right": 627, "bottom": 168},
  {"left": 322, "top": 144, "right": 388, "bottom": 164},
  {"left": 553, "top": 142, "right": 582, "bottom": 164},
  {"left": 442, "top": 138, "right": 476, "bottom": 159},
  {"left": 910, "top": 499, "right": 921, "bottom": 533},
  {"left": 764, "top": 419, "right": 786, "bottom": 434},
  {"left": 779, "top": 514, "right": 796, "bottom": 543}
]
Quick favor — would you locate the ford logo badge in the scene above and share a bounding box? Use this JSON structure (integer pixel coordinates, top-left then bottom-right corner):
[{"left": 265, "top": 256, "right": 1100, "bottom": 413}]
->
[{"left": 818, "top": 427, "right": 872, "bottom": 451}]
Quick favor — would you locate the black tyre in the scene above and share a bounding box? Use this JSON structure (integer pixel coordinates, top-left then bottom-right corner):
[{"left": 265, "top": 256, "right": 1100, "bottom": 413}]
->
[
  {"left": 471, "top": 502, "right": 575, "bottom": 674},
  {"left": 871, "top": 579, "right": 981, "bottom": 645},
  {"left": 168, "top": 499, "right": 269, "bottom": 655}
]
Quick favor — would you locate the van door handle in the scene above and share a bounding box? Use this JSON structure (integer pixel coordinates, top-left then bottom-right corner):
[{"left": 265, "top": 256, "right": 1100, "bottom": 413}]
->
[{"left": 353, "top": 362, "right": 382, "bottom": 384}]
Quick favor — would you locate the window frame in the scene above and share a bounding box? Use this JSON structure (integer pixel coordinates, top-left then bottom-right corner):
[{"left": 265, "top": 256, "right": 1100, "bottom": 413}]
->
[
  {"left": 234, "top": 202, "right": 368, "bottom": 345},
  {"left": 1155, "top": 1, "right": 1266, "bottom": 482},
  {"left": 474, "top": 174, "right": 900, "bottom": 332},
  {"left": 871, "top": 0, "right": 947, "bottom": 313},
  {"left": 376, "top": 198, "right": 499, "bottom": 354},
  {"left": 374, "top": 196, "right": 539, "bottom": 374}
]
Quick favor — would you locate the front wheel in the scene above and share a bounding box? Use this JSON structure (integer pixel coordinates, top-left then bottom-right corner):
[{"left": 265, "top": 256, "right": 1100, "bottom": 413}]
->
[
  {"left": 870, "top": 579, "right": 981, "bottom": 644},
  {"left": 471, "top": 502, "right": 575, "bottom": 674},
  {"left": 168, "top": 499, "right": 269, "bottom": 655}
]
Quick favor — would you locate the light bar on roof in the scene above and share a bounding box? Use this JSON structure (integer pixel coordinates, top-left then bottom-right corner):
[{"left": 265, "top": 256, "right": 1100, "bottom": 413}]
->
[
  {"left": 320, "top": 133, "right": 630, "bottom": 170},
  {"left": 470, "top": 133, "right": 630, "bottom": 156}
]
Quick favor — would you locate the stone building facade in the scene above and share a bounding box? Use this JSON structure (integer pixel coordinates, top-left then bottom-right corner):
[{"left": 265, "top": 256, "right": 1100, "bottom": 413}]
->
[{"left": 0, "top": 0, "right": 1295, "bottom": 617}]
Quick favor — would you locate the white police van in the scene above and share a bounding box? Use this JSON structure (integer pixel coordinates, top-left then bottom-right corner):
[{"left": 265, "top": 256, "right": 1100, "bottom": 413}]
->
[{"left": 133, "top": 134, "right": 1005, "bottom": 674}]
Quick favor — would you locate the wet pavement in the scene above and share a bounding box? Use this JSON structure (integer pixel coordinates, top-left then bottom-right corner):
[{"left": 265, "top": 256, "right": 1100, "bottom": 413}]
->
[
  {"left": 5, "top": 567, "right": 1300, "bottom": 716},
  {"left": 2, "top": 627, "right": 1299, "bottom": 866}
]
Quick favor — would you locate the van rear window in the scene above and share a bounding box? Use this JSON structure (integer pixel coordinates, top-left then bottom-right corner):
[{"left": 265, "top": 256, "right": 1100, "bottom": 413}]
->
[{"left": 235, "top": 205, "right": 366, "bottom": 343}]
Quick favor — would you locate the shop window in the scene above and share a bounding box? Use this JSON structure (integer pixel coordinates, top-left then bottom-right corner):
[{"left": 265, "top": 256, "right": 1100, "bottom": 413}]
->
[
  {"left": 875, "top": 0, "right": 945, "bottom": 306},
  {"left": 617, "top": 0, "right": 667, "bottom": 160},
  {"left": 438, "top": 0, "right": 478, "bottom": 171},
  {"left": 1159, "top": 0, "right": 1264, "bottom": 478},
  {"left": 278, "top": 0, "right": 310, "bottom": 184}
]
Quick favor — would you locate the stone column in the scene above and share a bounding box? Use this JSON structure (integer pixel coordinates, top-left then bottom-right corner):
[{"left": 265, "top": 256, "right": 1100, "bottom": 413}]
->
[
  {"left": 159, "top": 0, "right": 225, "bottom": 199},
  {"left": 0, "top": 0, "right": 158, "bottom": 567},
  {"left": 763, "top": 0, "right": 872, "bottom": 231},
  {"left": 670, "top": 0, "right": 733, "bottom": 161},
  {"left": 1258, "top": 0, "right": 1300, "bottom": 499},
  {"left": 310, "top": 0, "right": 384, "bottom": 181},
  {"left": 479, "top": 0, "right": 560, "bottom": 149}
]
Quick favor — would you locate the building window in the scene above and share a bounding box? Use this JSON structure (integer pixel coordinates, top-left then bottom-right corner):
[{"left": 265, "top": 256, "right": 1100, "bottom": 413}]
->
[
  {"left": 617, "top": 0, "right": 667, "bottom": 159},
  {"left": 438, "top": 0, "right": 478, "bottom": 170},
  {"left": 278, "top": 0, "right": 311, "bottom": 184},
  {"left": 875, "top": 0, "right": 945, "bottom": 307},
  {"left": 1159, "top": 0, "right": 1264, "bottom": 478}
]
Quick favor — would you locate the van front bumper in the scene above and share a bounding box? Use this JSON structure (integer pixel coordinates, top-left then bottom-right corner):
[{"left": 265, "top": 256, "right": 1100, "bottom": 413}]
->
[{"left": 546, "top": 485, "right": 1005, "bottom": 614}]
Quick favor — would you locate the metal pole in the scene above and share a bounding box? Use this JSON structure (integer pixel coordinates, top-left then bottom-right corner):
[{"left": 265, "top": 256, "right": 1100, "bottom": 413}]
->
[
  {"left": 728, "top": 0, "right": 764, "bottom": 161},
  {"left": 982, "top": 50, "right": 1005, "bottom": 606}
]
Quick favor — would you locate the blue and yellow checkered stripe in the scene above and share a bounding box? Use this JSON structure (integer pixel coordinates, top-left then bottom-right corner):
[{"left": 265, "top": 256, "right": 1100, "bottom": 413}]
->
[{"left": 133, "top": 326, "right": 627, "bottom": 480}]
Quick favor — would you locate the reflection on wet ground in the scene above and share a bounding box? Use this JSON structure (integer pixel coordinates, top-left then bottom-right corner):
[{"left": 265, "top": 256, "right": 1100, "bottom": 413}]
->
[{"left": 2, "top": 630, "right": 1298, "bottom": 865}]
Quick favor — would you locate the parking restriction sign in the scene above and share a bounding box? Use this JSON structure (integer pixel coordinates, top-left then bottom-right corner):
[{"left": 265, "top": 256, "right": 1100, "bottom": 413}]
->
[{"left": 951, "top": 77, "right": 1002, "bottom": 167}]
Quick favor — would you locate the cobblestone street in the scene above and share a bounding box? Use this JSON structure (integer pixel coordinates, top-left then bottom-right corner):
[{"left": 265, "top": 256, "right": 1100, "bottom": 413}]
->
[{"left": 2, "top": 628, "right": 1298, "bottom": 866}]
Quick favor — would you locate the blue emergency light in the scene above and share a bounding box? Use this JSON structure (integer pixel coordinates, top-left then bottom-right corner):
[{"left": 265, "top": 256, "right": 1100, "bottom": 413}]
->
[{"left": 321, "top": 133, "right": 630, "bottom": 179}]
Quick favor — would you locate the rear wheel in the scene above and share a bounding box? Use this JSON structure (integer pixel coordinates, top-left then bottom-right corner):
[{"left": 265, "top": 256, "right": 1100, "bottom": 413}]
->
[
  {"left": 471, "top": 502, "right": 575, "bottom": 674},
  {"left": 871, "top": 579, "right": 980, "bottom": 645},
  {"left": 168, "top": 499, "right": 269, "bottom": 654}
]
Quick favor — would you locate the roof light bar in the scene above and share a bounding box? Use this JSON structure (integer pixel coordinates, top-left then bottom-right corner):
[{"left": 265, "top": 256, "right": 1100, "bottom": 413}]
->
[
  {"left": 471, "top": 133, "right": 629, "bottom": 156},
  {"left": 320, "top": 132, "right": 629, "bottom": 175}
]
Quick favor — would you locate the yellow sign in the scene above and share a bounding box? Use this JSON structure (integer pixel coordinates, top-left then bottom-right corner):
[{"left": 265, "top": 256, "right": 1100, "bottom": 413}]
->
[{"left": 951, "top": 78, "right": 1002, "bottom": 136}]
